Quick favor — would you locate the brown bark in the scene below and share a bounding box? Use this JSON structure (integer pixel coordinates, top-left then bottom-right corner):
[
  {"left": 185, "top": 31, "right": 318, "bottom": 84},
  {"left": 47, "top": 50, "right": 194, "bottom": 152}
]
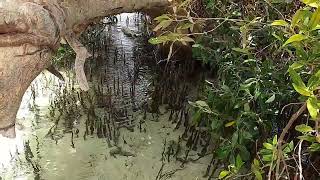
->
[
  {"left": 0, "top": 45, "right": 52, "bottom": 138},
  {"left": 0, "top": 0, "right": 169, "bottom": 138}
]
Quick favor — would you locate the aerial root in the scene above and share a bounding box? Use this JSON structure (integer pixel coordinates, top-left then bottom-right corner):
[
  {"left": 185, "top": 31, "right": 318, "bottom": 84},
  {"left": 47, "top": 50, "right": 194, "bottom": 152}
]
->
[{"left": 65, "top": 32, "right": 91, "bottom": 91}]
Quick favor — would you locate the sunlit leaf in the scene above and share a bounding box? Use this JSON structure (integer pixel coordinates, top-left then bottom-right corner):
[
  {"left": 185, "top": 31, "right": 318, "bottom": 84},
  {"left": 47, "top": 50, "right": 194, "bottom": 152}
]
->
[
  {"left": 293, "top": 83, "right": 312, "bottom": 96},
  {"left": 253, "top": 169, "right": 263, "bottom": 180},
  {"left": 225, "top": 121, "right": 236, "bottom": 127},
  {"left": 309, "top": 143, "right": 320, "bottom": 152},
  {"left": 298, "top": 135, "right": 317, "bottom": 142},
  {"left": 271, "top": 20, "right": 288, "bottom": 26},
  {"left": 153, "top": 19, "right": 173, "bottom": 31},
  {"left": 307, "top": 97, "right": 319, "bottom": 119},
  {"left": 251, "top": 159, "right": 263, "bottom": 180},
  {"left": 309, "top": 8, "right": 320, "bottom": 30},
  {"left": 263, "top": 143, "right": 274, "bottom": 150},
  {"left": 265, "top": 94, "right": 275, "bottom": 103},
  {"left": 154, "top": 14, "right": 171, "bottom": 22},
  {"left": 288, "top": 68, "right": 312, "bottom": 96},
  {"left": 295, "top": 124, "right": 314, "bottom": 133},
  {"left": 195, "top": 100, "right": 209, "bottom": 107},
  {"left": 283, "top": 34, "right": 307, "bottom": 47},
  {"left": 262, "top": 154, "right": 273, "bottom": 161},
  {"left": 307, "top": 69, "right": 320, "bottom": 90},
  {"left": 272, "top": 135, "right": 277, "bottom": 145},
  {"left": 254, "top": 159, "right": 260, "bottom": 167},
  {"left": 300, "top": 0, "right": 320, "bottom": 7},
  {"left": 218, "top": 170, "right": 230, "bottom": 179},
  {"left": 290, "top": 61, "right": 305, "bottom": 70},
  {"left": 180, "top": 36, "right": 195, "bottom": 43},
  {"left": 236, "top": 154, "right": 244, "bottom": 169},
  {"left": 148, "top": 36, "right": 169, "bottom": 44},
  {"left": 291, "top": 9, "right": 312, "bottom": 28},
  {"left": 283, "top": 141, "right": 294, "bottom": 153}
]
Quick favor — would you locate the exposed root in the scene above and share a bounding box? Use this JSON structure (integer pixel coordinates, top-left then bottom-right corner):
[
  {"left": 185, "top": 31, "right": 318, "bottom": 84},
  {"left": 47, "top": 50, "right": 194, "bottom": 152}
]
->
[
  {"left": 0, "top": 123, "right": 16, "bottom": 138},
  {"left": 275, "top": 103, "right": 307, "bottom": 179},
  {"left": 65, "top": 32, "right": 91, "bottom": 91},
  {"left": 46, "top": 65, "right": 64, "bottom": 81}
]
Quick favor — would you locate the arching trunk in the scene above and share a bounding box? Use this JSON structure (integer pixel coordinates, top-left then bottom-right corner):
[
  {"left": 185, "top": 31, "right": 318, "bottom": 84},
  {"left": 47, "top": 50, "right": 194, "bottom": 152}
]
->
[{"left": 0, "top": 0, "right": 169, "bottom": 138}]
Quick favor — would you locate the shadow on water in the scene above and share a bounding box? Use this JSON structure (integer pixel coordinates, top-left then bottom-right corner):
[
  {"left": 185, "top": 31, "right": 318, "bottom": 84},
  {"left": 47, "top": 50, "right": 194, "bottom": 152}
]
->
[{"left": 0, "top": 13, "right": 210, "bottom": 180}]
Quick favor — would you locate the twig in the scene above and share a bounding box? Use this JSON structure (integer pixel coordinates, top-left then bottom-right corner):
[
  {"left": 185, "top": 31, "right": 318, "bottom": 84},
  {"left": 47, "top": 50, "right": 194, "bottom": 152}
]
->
[
  {"left": 281, "top": 103, "right": 304, "bottom": 114},
  {"left": 298, "top": 140, "right": 304, "bottom": 180},
  {"left": 275, "top": 103, "right": 306, "bottom": 180}
]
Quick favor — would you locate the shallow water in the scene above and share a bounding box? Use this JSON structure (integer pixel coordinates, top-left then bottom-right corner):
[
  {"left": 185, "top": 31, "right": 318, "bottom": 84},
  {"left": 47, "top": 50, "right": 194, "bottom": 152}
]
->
[{"left": 0, "top": 13, "right": 211, "bottom": 180}]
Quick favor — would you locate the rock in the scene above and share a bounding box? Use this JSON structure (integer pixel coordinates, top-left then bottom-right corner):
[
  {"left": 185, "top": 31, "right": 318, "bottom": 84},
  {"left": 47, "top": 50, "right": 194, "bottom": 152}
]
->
[
  {"left": 109, "top": 145, "right": 136, "bottom": 157},
  {"left": 121, "top": 27, "right": 140, "bottom": 37}
]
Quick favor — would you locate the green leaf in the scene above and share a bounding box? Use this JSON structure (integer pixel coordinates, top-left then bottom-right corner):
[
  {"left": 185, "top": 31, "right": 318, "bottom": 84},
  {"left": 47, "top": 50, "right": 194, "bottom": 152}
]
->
[
  {"left": 153, "top": 19, "right": 173, "bottom": 31},
  {"left": 253, "top": 169, "right": 263, "bottom": 180},
  {"left": 225, "top": 121, "right": 236, "bottom": 127},
  {"left": 272, "top": 32, "right": 283, "bottom": 42},
  {"left": 154, "top": 14, "right": 171, "bottom": 22},
  {"left": 307, "top": 97, "right": 319, "bottom": 119},
  {"left": 309, "top": 143, "right": 320, "bottom": 152},
  {"left": 218, "top": 170, "right": 230, "bottom": 179},
  {"left": 238, "top": 145, "right": 250, "bottom": 161},
  {"left": 232, "top": 132, "right": 239, "bottom": 147},
  {"left": 263, "top": 143, "right": 274, "bottom": 150},
  {"left": 251, "top": 159, "right": 263, "bottom": 180},
  {"left": 195, "top": 100, "right": 209, "bottom": 107},
  {"left": 300, "top": 0, "right": 320, "bottom": 7},
  {"left": 288, "top": 67, "right": 312, "bottom": 96},
  {"left": 271, "top": 20, "right": 289, "bottom": 26},
  {"left": 272, "top": 135, "right": 278, "bottom": 145},
  {"left": 293, "top": 83, "right": 312, "bottom": 96},
  {"left": 244, "top": 103, "right": 250, "bottom": 112},
  {"left": 192, "top": 110, "right": 202, "bottom": 122},
  {"left": 236, "top": 154, "right": 244, "bottom": 169},
  {"left": 180, "top": 36, "right": 195, "bottom": 43},
  {"left": 253, "top": 159, "right": 260, "bottom": 167},
  {"left": 290, "top": 61, "right": 305, "bottom": 70},
  {"left": 148, "top": 36, "right": 169, "bottom": 44},
  {"left": 288, "top": 68, "right": 305, "bottom": 87},
  {"left": 262, "top": 154, "right": 273, "bottom": 162},
  {"left": 216, "top": 145, "right": 231, "bottom": 159},
  {"left": 295, "top": 124, "right": 314, "bottom": 133},
  {"left": 298, "top": 135, "right": 317, "bottom": 142},
  {"left": 283, "top": 34, "right": 307, "bottom": 47},
  {"left": 265, "top": 94, "right": 276, "bottom": 103},
  {"left": 178, "top": 22, "right": 194, "bottom": 30},
  {"left": 232, "top": 48, "right": 250, "bottom": 54},
  {"left": 307, "top": 69, "right": 320, "bottom": 90},
  {"left": 292, "top": 10, "right": 304, "bottom": 27},
  {"left": 309, "top": 8, "right": 320, "bottom": 30},
  {"left": 283, "top": 141, "right": 294, "bottom": 153}
]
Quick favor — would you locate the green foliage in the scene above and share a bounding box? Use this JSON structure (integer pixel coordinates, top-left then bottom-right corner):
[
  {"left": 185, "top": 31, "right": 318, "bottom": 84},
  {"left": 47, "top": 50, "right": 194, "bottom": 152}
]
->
[
  {"left": 52, "top": 45, "right": 75, "bottom": 67},
  {"left": 150, "top": 0, "right": 320, "bottom": 178}
]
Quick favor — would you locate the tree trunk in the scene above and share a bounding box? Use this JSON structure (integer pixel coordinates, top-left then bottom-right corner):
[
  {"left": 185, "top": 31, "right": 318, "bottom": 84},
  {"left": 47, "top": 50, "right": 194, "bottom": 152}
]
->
[{"left": 0, "top": 0, "right": 169, "bottom": 138}]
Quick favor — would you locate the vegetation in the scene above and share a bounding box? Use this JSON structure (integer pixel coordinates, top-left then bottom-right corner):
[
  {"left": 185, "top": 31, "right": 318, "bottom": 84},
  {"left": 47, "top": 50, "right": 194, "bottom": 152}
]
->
[{"left": 150, "top": 0, "right": 320, "bottom": 179}]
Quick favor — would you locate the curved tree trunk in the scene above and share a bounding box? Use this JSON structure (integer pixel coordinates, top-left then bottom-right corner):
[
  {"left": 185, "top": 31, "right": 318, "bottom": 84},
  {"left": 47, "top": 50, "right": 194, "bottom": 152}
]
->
[{"left": 0, "top": 0, "right": 169, "bottom": 138}]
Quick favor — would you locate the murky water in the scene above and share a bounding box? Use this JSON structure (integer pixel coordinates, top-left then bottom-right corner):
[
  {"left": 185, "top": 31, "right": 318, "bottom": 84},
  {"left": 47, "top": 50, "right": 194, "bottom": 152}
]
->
[{"left": 0, "top": 13, "right": 210, "bottom": 180}]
